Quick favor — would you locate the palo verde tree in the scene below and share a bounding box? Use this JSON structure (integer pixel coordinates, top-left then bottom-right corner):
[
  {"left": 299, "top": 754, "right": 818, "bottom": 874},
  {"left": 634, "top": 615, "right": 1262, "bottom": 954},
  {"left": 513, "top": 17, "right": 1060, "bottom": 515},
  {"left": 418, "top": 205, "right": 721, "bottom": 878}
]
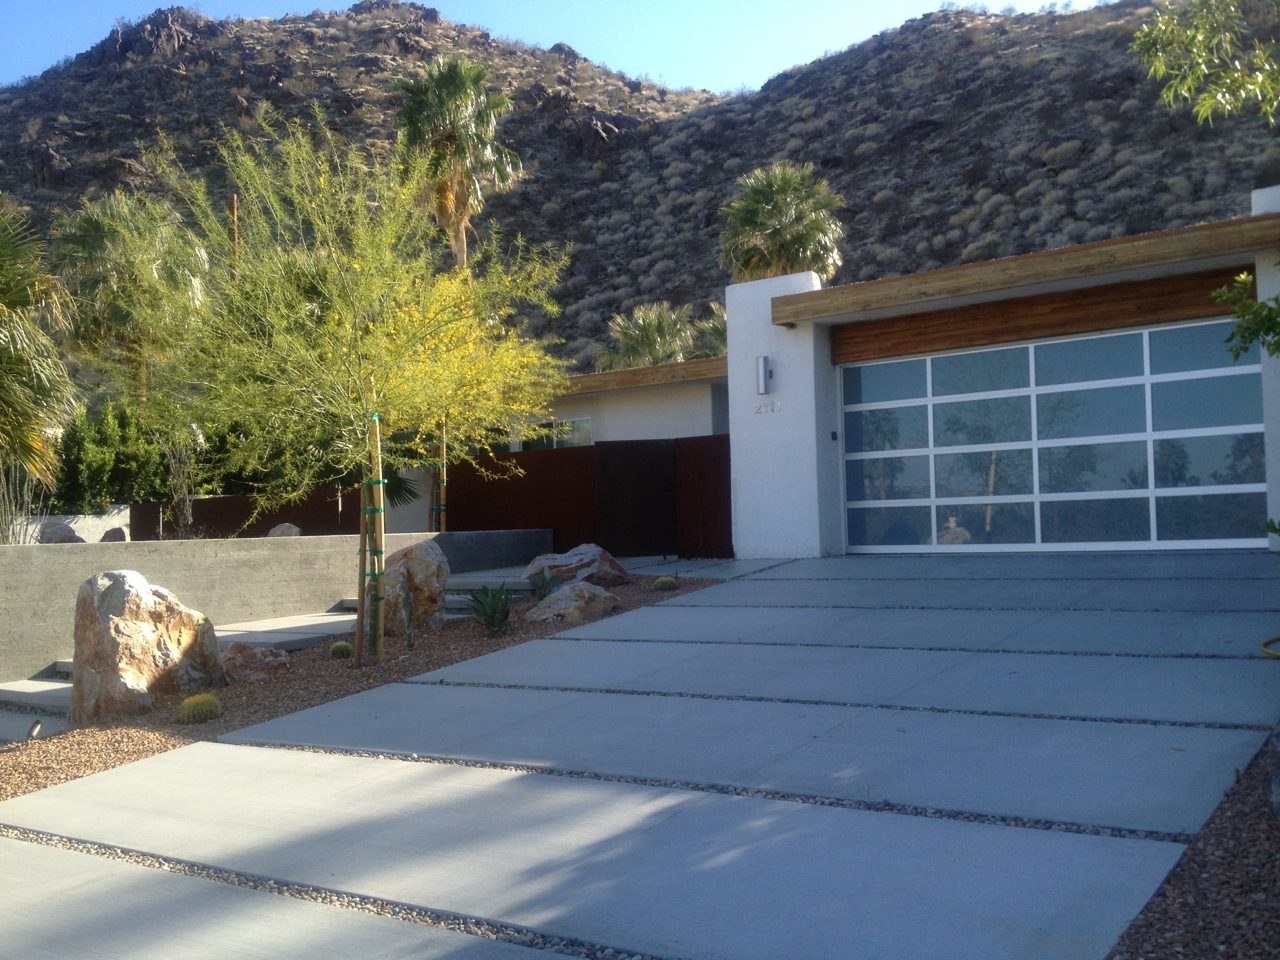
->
[
  {"left": 139, "top": 109, "right": 567, "bottom": 661},
  {"left": 394, "top": 58, "right": 522, "bottom": 269},
  {"left": 719, "top": 161, "right": 845, "bottom": 283}
]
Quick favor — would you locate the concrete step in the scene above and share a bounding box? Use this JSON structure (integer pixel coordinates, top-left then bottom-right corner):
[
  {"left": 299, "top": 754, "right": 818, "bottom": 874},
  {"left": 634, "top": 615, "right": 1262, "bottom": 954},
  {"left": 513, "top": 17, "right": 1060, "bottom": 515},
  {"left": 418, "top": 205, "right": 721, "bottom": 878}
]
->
[
  {"left": 342, "top": 578, "right": 534, "bottom": 613},
  {"left": 0, "top": 679, "right": 72, "bottom": 714},
  {"left": 52, "top": 658, "right": 73, "bottom": 679}
]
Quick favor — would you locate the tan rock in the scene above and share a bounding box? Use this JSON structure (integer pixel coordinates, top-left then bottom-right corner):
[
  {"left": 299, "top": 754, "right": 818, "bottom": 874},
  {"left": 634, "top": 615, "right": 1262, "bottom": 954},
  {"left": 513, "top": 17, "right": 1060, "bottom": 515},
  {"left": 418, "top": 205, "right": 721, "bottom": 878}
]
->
[
  {"left": 221, "top": 641, "right": 290, "bottom": 684},
  {"left": 72, "top": 570, "right": 222, "bottom": 724},
  {"left": 374, "top": 538, "right": 450, "bottom": 644},
  {"left": 523, "top": 581, "right": 620, "bottom": 623},
  {"left": 99, "top": 526, "right": 129, "bottom": 542},
  {"left": 521, "top": 543, "right": 632, "bottom": 588}
]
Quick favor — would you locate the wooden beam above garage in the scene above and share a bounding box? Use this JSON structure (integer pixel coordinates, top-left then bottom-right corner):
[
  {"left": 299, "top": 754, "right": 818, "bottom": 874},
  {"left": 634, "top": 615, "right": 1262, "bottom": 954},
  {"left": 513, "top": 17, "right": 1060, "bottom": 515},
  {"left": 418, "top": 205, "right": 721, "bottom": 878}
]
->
[{"left": 774, "top": 213, "right": 1280, "bottom": 327}]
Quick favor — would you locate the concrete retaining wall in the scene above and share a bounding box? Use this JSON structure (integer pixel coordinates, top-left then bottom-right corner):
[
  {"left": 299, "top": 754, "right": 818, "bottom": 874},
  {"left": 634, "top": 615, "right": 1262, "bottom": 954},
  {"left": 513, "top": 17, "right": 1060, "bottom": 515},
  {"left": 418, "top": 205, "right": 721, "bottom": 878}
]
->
[{"left": 0, "top": 528, "right": 551, "bottom": 683}]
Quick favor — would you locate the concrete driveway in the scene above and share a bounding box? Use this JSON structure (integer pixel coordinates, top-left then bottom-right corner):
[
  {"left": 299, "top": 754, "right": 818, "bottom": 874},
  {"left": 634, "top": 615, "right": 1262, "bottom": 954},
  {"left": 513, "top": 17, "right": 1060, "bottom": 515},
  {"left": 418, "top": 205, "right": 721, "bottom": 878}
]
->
[{"left": 3, "top": 552, "right": 1278, "bottom": 960}]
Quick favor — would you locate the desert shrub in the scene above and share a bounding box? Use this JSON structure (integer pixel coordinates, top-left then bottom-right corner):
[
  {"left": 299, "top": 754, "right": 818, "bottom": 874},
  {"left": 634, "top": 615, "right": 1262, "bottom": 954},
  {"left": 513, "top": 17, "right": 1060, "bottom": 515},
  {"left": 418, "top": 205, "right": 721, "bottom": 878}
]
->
[
  {"left": 329, "top": 640, "right": 353, "bottom": 659},
  {"left": 469, "top": 584, "right": 513, "bottom": 633},
  {"left": 653, "top": 576, "right": 678, "bottom": 591}
]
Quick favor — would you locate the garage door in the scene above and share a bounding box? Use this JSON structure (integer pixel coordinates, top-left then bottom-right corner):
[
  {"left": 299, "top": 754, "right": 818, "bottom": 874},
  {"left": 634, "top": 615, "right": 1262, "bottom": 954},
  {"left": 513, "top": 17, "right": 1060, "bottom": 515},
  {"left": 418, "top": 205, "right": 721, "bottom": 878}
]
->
[{"left": 840, "top": 318, "right": 1267, "bottom": 551}]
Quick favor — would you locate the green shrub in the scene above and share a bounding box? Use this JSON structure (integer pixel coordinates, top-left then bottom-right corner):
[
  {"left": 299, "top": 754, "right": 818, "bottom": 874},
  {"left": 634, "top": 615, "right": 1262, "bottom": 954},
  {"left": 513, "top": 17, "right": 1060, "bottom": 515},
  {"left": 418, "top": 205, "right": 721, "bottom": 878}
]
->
[
  {"left": 653, "top": 575, "right": 678, "bottom": 591},
  {"left": 469, "top": 584, "right": 512, "bottom": 633},
  {"left": 329, "top": 640, "right": 353, "bottom": 659},
  {"left": 176, "top": 692, "right": 222, "bottom": 725}
]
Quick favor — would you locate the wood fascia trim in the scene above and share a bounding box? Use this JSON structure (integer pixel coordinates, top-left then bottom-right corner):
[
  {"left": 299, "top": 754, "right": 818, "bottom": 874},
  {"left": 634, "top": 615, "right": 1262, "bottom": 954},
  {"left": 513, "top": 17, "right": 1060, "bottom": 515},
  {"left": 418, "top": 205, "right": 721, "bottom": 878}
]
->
[
  {"left": 773, "top": 214, "right": 1280, "bottom": 327},
  {"left": 562, "top": 356, "right": 728, "bottom": 398}
]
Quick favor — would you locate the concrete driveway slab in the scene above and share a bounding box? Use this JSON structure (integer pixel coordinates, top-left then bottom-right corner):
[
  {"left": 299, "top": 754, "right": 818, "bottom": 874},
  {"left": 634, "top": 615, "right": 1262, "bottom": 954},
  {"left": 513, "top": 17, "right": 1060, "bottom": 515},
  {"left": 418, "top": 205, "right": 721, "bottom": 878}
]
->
[
  {"left": 1, "top": 837, "right": 544, "bottom": 960},
  {"left": 0, "top": 742, "right": 1186, "bottom": 960},
  {"left": 1001, "top": 609, "right": 1279, "bottom": 656},
  {"left": 222, "top": 682, "right": 1263, "bottom": 834},
  {"left": 561, "top": 604, "right": 1052, "bottom": 649}
]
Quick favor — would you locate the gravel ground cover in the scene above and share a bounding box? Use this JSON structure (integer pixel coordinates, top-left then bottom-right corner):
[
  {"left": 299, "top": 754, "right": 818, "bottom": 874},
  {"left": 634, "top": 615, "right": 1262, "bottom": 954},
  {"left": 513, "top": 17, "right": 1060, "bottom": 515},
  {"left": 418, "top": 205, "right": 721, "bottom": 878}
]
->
[{"left": 1, "top": 573, "right": 1276, "bottom": 959}]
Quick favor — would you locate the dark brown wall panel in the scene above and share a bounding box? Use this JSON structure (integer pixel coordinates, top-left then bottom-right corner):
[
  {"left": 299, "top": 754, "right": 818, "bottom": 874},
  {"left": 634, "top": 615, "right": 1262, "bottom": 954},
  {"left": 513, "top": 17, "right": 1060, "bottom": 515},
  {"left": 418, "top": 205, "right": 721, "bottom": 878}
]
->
[
  {"left": 831, "top": 268, "right": 1248, "bottom": 365},
  {"left": 596, "top": 440, "right": 678, "bottom": 557},
  {"left": 676, "top": 435, "right": 733, "bottom": 559}
]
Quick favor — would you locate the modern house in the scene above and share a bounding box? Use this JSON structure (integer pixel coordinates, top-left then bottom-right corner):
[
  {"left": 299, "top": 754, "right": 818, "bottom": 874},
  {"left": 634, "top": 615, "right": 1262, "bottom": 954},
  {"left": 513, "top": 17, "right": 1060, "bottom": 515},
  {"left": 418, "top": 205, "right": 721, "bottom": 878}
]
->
[{"left": 455, "top": 186, "right": 1280, "bottom": 558}]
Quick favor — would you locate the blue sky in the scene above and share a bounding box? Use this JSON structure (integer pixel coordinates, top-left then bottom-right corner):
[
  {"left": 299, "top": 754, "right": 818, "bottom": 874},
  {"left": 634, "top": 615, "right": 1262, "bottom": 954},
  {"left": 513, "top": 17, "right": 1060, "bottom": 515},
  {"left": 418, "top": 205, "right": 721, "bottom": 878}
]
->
[{"left": 0, "top": 1, "right": 1112, "bottom": 91}]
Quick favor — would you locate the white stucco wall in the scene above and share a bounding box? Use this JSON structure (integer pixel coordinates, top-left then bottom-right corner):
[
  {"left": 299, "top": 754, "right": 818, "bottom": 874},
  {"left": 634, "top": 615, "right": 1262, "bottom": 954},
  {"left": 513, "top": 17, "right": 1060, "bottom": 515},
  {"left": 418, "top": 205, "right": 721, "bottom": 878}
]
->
[
  {"left": 725, "top": 272, "right": 842, "bottom": 559},
  {"left": 1251, "top": 186, "right": 1280, "bottom": 549},
  {"left": 552, "top": 382, "right": 726, "bottom": 443}
]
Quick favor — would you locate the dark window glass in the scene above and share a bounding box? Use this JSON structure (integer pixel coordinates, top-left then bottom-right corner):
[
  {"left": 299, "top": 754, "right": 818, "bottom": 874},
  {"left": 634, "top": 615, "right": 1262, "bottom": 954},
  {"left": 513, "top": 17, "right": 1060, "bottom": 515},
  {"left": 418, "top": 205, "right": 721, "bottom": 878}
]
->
[
  {"left": 844, "top": 406, "right": 928, "bottom": 453},
  {"left": 935, "top": 449, "right": 1032, "bottom": 497},
  {"left": 1151, "top": 375, "right": 1261, "bottom": 430},
  {"left": 934, "top": 503, "right": 1035, "bottom": 545},
  {"left": 1154, "top": 433, "right": 1265, "bottom": 488},
  {"left": 934, "top": 397, "right": 1031, "bottom": 446},
  {"left": 1150, "top": 320, "right": 1253, "bottom": 373},
  {"left": 847, "top": 506, "right": 932, "bottom": 547},
  {"left": 1034, "top": 333, "right": 1143, "bottom": 386},
  {"left": 1156, "top": 493, "right": 1268, "bottom": 540},
  {"left": 1036, "top": 385, "right": 1146, "bottom": 440},
  {"left": 1041, "top": 498, "right": 1151, "bottom": 543},
  {"left": 846, "top": 456, "right": 931, "bottom": 501},
  {"left": 1038, "top": 441, "right": 1149, "bottom": 493},
  {"left": 843, "top": 359, "right": 927, "bottom": 404},
  {"left": 932, "top": 347, "right": 1029, "bottom": 396}
]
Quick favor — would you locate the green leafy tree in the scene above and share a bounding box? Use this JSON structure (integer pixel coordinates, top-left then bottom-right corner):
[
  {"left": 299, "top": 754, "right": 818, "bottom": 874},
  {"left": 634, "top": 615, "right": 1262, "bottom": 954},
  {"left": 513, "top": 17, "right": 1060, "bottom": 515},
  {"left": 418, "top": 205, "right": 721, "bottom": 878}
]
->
[
  {"left": 394, "top": 58, "right": 522, "bottom": 268},
  {"left": 719, "top": 161, "right": 845, "bottom": 282},
  {"left": 0, "top": 206, "right": 75, "bottom": 486},
  {"left": 595, "top": 301, "right": 727, "bottom": 371},
  {"left": 136, "top": 110, "right": 566, "bottom": 659},
  {"left": 52, "top": 401, "right": 168, "bottom": 514},
  {"left": 1133, "top": 0, "right": 1280, "bottom": 124}
]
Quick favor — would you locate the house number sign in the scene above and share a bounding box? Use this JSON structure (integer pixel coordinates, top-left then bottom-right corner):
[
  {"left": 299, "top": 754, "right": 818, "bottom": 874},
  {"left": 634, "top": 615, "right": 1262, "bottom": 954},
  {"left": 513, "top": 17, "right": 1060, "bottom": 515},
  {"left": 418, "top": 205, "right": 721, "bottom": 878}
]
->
[{"left": 754, "top": 400, "right": 782, "bottom": 415}]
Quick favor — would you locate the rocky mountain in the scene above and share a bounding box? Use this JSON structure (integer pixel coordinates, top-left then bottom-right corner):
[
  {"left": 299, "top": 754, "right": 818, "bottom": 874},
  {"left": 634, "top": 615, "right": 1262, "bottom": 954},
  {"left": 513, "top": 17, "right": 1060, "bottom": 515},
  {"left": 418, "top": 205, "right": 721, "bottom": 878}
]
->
[{"left": 1, "top": 0, "right": 1277, "bottom": 367}]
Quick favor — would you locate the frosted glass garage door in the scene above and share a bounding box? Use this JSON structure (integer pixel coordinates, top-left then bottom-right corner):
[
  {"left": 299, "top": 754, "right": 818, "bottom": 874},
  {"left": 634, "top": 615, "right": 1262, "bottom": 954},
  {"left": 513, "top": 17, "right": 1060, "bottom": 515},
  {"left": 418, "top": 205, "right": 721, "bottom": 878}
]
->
[{"left": 840, "top": 319, "right": 1266, "bottom": 551}]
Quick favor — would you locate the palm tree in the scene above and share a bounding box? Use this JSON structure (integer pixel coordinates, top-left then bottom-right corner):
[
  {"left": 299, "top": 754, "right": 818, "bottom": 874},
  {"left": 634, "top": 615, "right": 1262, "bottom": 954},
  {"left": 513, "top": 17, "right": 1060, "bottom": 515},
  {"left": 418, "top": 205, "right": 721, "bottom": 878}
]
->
[
  {"left": 595, "top": 302, "right": 701, "bottom": 371},
  {"left": 0, "top": 207, "right": 75, "bottom": 485},
  {"left": 719, "top": 161, "right": 845, "bottom": 282},
  {"left": 393, "top": 58, "right": 521, "bottom": 268}
]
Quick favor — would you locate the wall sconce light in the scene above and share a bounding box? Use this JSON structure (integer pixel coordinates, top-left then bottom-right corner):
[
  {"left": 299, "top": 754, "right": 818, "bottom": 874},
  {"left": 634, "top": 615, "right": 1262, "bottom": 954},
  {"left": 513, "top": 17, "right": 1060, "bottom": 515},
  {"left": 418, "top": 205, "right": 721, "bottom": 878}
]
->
[{"left": 756, "top": 356, "right": 771, "bottom": 395}]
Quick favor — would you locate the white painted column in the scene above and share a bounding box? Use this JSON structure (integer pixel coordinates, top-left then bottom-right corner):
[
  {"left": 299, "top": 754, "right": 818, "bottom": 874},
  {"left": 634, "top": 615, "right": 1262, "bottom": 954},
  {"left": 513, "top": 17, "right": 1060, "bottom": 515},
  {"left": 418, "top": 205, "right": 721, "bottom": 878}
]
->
[
  {"left": 1251, "top": 186, "right": 1280, "bottom": 549},
  {"left": 725, "top": 273, "right": 842, "bottom": 559}
]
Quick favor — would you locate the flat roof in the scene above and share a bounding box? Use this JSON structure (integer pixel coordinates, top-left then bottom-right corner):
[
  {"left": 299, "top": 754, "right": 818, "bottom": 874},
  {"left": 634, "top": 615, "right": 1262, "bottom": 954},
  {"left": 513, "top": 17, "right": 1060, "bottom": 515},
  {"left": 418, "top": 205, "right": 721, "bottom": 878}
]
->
[
  {"left": 563, "top": 355, "right": 727, "bottom": 398},
  {"left": 772, "top": 212, "right": 1280, "bottom": 326}
]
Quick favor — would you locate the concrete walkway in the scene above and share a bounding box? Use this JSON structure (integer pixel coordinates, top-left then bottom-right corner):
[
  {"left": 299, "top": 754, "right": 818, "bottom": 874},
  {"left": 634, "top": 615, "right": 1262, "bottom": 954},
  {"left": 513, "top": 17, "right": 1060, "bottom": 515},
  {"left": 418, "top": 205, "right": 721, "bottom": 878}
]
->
[{"left": 2, "top": 551, "right": 1278, "bottom": 959}]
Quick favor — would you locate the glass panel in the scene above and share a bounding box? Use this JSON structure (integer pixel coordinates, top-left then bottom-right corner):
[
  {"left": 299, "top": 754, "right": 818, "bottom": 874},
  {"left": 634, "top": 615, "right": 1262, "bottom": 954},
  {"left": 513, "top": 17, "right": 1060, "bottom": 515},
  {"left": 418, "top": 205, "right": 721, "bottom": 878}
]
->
[
  {"left": 1156, "top": 493, "right": 1267, "bottom": 540},
  {"left": 844, "top": 406, "right": 928, "bottom": 453},
  {"left": 1039, "top": 441, "right": 1149, "bottom": 493},
  {"left": 1036, "top": 385, "right": 1145, "bottom": 440},
  {"left": 847, "top": 506, "right": 932, "bottom": 547},
  {"left": 934, "top": 397, "right": 1031, "bottom": 446},
  {"left": 1041, "top": 498, "right": 1151, "bottom": 543},
  {"left": 1155, "top": 434, "right": 1265, "bottom": 487},
  {"left": 1034, "top": 333, "right": 1143, "bottom": 386},
  {"left": 843, "top": 359, "right": 927, "bottom": 404},
  {"left": 1152, "top": 375, "right": 1261, "bottom": 430},
  {"left": 561, "top": 418, "right": 592, "bottom": 447},
  {"left": 1150, "top": 320, "right": 1252, "bottom": 373},
  {"left": 846, "top": 456, "right": 931, "bottom": 501},
  {"left": 934, "top": 503, "right": 1035, "bottom": 545},
  {"left": 931, "top": 346, "right": 1029, "bottom": 396},
  {"left": 935, "top": 449, "right": 1032, "bottom": 497}
]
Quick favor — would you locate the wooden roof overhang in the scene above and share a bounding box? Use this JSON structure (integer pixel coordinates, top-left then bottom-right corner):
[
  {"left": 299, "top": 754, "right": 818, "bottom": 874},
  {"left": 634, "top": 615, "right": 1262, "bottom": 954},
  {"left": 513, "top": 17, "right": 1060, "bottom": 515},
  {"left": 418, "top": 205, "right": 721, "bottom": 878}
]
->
[
  {"left": 562, "top": 355, "right": 727, "bottom": 399},
  {"left": 771, "top": 213, "right": 1280, "bottom": 364}
]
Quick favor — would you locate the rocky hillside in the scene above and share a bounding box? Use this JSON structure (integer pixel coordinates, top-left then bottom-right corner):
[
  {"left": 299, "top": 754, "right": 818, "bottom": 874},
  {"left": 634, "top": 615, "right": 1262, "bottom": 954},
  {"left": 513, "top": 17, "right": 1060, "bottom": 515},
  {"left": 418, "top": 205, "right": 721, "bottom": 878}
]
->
[{"left": 1, "top": 0, "right": 1277, "bottom": 366}]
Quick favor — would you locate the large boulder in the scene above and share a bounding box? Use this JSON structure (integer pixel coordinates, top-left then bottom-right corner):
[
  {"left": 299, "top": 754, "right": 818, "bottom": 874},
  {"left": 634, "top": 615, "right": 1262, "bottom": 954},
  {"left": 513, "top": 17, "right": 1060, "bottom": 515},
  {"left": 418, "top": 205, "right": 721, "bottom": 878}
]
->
[
  {"left": 522, "top": 543, "right": 632, "bottom": 589},
  {"left": 524, "top": 582, "right": 620, "bottom": 623},
  {"left": 375, "top": 538, "right": 450, "bottom": 644},
  {"left": 267, "top": 523, "right": 300, "bottom": 537},
  {"left": 72, "top": 570, "right": 222, "bottom": 724},
  {"left": 221, "top": 641, "right": 290, "bottom": 684},
  {"left": 40, "top": 520, "right": 85, "bottom": 544},
  {"left": 99, "top": 526, "right": 129, "bottom": 542}
]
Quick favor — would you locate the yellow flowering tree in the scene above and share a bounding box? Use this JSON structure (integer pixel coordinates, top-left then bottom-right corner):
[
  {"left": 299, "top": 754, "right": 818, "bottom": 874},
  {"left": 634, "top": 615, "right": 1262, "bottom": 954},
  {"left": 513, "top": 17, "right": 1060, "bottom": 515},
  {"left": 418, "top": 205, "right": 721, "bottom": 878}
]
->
[{"left": 135, "top": 111, "right": 567, "bottom": 661}]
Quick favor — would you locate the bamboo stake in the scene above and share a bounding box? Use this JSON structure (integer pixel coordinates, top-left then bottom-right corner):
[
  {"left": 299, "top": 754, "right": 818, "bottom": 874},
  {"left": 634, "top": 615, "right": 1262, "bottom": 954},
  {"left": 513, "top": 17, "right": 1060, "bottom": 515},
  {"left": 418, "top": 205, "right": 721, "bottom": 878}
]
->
[
  {"left": 438, "top": 421, "right": 448, "bottom": 533},
  {"left": 369, "top": 413, "right": 387, "bottom": 666},
  {"left": 353, "top": 480, "right": 367, "bottom": 670}
]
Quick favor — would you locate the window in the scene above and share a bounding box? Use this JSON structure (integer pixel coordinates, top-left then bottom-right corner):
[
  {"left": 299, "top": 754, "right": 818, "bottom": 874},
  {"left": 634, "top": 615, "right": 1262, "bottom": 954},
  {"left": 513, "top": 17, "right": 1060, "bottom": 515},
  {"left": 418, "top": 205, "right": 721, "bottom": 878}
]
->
[{"left": 518, "top": 417, "right": 592, "bottom": 451}]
